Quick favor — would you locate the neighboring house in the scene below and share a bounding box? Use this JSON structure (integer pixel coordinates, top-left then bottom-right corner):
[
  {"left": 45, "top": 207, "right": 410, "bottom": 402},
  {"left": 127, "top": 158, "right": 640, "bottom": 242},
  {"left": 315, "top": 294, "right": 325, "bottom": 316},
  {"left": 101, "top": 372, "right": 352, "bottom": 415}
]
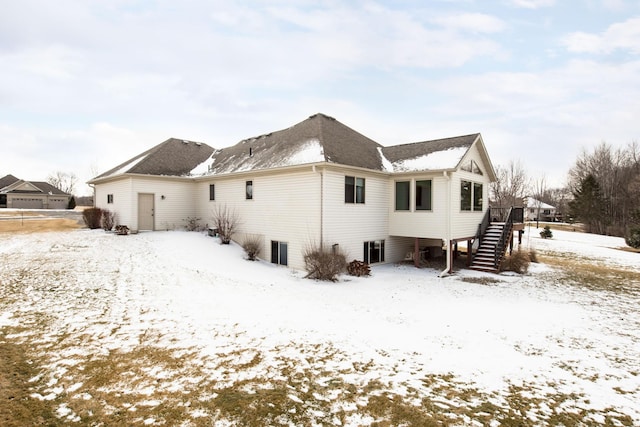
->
[
  {"left": 0, "top": 174, "right": 72, "bottom": 209},
  {"left": 524, "top": 197, "right": 557, "bottom": 222},
  {"left": 89, "top": 114, "right": 498, "bottom": 273}
]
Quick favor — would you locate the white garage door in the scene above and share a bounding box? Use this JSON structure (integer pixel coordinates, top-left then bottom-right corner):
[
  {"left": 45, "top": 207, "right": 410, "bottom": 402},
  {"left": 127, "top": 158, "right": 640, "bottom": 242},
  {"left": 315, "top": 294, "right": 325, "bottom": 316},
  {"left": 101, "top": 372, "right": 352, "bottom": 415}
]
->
[{"left": 13, "top": 198, "right": 44, "bottom": 209}]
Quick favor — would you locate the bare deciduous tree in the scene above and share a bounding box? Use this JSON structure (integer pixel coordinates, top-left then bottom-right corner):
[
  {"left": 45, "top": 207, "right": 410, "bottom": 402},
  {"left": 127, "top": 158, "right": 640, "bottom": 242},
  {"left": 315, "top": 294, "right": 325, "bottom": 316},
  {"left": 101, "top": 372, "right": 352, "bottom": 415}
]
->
[
  {"left": 532, "top": 174, "right": 547, "bottom": 228},
  {"left": 211, "top": 204, "right": 240, "bottom": 244},
  {"left": 47, "top": 171, "right": 77, "bottom": 195},
  {"left": 569, "top": 141, "right": 640, "bottom": 236},
  {"left": 490, "top": 160, "right": 529, "bottom": 209}
]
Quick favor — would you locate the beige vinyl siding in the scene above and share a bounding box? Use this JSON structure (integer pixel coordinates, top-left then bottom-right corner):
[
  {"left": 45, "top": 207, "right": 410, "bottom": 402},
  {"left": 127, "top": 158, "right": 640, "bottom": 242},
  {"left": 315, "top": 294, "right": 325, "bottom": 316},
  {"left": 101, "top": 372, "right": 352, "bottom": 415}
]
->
[
  {"left": 321, "top": 169, "right": 389, "bottom": 263},
  {"left": 95, "top": 177, "right": 195, "bottom": 231},
  {"left": 196, "top": 169, "right": 322, "bottom": 269},
  {"left": 130, "top": 178, "right": 196, "bottom": 231},
  {"left": 450, "top": 143, "right": 492, "bottom": 239},
  {"left": 388, "top": 174, "right": 449, "bottom": 239},
  {"left": 94, "top": 178, "right": 134, "bottom": 228}
]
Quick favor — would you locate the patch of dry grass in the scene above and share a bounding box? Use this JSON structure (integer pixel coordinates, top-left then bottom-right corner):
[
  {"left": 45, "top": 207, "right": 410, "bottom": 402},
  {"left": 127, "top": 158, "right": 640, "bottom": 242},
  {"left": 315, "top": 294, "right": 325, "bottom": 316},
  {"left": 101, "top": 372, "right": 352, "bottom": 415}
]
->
[
  {"left": 0, "top": 331, "right": 61, "bottom": 427},
  {"left": 538, "top": 253, "right": 640, "bottom": 296},
  {"left": 0, "top": 218, "right": 83, "bottom": 234},
  {"left": 2, "top": 321, "right": 635, "bottom": 426}
]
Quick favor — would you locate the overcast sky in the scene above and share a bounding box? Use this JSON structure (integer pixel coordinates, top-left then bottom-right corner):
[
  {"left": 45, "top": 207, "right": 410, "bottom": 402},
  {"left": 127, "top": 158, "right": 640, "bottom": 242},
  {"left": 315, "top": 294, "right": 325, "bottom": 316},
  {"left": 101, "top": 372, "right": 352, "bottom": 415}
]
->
[{"left": 1, "top": 0, "right": 639, "bottom": 196}]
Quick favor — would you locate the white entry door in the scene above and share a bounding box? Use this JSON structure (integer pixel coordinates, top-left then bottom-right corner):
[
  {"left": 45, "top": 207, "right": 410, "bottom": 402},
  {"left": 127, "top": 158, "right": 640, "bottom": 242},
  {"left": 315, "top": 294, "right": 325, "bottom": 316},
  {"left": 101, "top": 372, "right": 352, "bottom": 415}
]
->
[{"left": 138, "top": 193, "right": 154, "bottom": 231}]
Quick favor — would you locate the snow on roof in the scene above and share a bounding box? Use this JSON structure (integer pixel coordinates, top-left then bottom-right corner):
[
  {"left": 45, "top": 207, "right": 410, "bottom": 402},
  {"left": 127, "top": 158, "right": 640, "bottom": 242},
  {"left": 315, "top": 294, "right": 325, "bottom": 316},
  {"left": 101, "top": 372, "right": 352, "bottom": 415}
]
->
[
  {"left": 526, "top": 198, "right": 556, "bottom": 209},
  {"left": 282, "top": 138, "right": 324, "bottom": 166},
  {"left": 377, "top": 147, "right": 394, "bottom": 172},
  {"left": 108, "top": 153, "right": 149, "bottom": 177},
  {"left": 189, "top": 157, "right": 212, "bottom": 176},
  {"left": 390, "top": 146, "right": 468, "bottom": 172},
  {"left": 207, "top": 138, "right": 325, "bottom": 175}
]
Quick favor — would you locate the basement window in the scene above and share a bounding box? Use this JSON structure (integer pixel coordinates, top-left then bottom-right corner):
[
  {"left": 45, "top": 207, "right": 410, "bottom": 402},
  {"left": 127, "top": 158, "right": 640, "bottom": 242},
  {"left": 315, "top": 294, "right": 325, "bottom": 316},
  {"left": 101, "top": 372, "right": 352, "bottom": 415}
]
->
[
  {"left": 364, "top": 240, "right": 385, "bottom": 264},
  {"left": 271, "top": 241, "right": 288, "bottom": 266}
]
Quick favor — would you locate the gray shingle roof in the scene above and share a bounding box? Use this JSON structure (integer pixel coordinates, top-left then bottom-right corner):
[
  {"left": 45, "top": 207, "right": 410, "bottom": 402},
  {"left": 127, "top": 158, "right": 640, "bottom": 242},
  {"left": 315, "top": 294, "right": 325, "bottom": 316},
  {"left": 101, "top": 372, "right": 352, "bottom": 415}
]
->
[
  {"left": 93, "top": 138, "right": 215, "bottom": 180},
  {"left": 380, "top": 134, "right": 481, "bottom": 172},
  {"left": 381, "top": 134, "right": 479, "bottom": 165},
  {"left": 0, "top": 174, "right": 19, "bottom": 191},
  {"left": 208, "top": 113, "right": 384, "bottom": 174}
]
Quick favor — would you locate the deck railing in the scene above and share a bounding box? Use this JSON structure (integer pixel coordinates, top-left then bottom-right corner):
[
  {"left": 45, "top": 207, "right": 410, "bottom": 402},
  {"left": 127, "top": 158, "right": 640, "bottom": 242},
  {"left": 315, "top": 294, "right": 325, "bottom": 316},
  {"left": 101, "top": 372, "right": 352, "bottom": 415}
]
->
[{"left": 489, "top": 206, "right": 524, "bottom": 223}]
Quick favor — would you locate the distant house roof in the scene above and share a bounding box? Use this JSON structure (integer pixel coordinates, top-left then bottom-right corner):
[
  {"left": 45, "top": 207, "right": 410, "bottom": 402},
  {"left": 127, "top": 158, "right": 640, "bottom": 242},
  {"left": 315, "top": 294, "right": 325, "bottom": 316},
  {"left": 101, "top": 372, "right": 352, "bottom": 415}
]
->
[
  {"left": 92, "top": 138, "right": 215, "bottom": 181},
  {"left": 0, "top": 174, "right": 69, "bottom": 195},
  {"left": 208, "top": 113, "right": 384, "bottom": 174},
  {"left": 526, "top": 198, "right": 556, "bottom": 210},
  {"left": 0, "top": 174, "right": 19, "bottom": 190}
]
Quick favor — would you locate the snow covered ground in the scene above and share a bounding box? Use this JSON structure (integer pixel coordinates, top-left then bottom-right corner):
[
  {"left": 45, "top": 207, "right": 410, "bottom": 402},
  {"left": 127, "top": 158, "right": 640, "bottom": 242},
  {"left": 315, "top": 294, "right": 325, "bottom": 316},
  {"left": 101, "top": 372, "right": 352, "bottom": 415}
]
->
[{"left": 1, "top": 226, "right": 638, "bottom": 425}]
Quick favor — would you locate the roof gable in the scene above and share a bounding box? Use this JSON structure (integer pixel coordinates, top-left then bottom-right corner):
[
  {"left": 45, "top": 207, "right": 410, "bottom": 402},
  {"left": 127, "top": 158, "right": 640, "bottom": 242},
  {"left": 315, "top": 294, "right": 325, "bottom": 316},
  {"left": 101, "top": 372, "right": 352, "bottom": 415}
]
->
[
  {"left": 380, "top": 134, "right": 479, "bottom": 173},
  {"left": 93, "top": 138, "right": 215, "bottom": 180},
  {"left": 208, "top": 113, "right": 384, "bottom": 174}
]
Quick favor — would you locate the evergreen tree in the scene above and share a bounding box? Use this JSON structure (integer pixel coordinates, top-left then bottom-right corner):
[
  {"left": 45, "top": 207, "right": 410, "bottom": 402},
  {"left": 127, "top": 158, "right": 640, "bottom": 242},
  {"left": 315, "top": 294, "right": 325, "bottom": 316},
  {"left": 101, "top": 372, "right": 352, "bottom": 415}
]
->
[{"left": 569, "top": 174, "right": 607, "bottom": 234}]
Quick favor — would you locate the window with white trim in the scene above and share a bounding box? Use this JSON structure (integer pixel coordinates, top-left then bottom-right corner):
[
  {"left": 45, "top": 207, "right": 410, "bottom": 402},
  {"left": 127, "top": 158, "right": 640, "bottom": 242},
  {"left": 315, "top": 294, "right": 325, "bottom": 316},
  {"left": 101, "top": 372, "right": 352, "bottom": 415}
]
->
[
  {"left": 345, "top": 176, "right": 365, "bottom": 204},
  {"left": 246, "top": 180, "right": 253, "bottom": 200},
  {"left": 461, "top": 180, "right": 483, "bottom": 211},
  {"left": 415, "top": 180, "right": 432, "bottom": 211},
  {"left": 395, "top": 181, "right": 410, "bottom": 211}
]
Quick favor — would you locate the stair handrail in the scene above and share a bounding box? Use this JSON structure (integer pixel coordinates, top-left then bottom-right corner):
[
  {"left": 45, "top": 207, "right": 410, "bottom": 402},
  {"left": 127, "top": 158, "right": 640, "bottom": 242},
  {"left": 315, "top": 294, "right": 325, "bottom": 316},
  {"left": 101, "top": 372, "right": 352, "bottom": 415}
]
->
[
  {"left": 471, "top": 208, "right": 492, "bottom": 265},
  {"left": 475, "top": 208, "right": 491, "bottom": 245},
  {"left": 494, "top": 207, "right": 515, "bottom": 269}
]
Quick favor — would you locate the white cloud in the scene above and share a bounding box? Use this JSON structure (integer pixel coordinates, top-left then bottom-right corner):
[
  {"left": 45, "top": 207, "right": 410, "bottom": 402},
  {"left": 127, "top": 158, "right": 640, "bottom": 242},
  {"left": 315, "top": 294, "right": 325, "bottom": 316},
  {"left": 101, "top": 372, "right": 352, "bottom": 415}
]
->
[
  {"left": 508, "top": 0, "right": 556, "bottom": 9},
  {"left": 431, "top": 12, "right": 507, "bottom": 33},
  {"left": 0, "top": 122, "right": 161, "bottom": 195},
  {"left": 563, "top": 16, "right": 640, "bottom": 54}
]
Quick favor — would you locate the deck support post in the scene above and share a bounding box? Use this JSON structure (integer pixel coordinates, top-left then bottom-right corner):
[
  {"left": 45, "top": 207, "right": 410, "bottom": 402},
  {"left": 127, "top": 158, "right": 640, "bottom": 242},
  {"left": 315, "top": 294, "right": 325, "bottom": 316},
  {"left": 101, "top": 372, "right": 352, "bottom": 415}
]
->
[
  {"left": 467, "top": 239, "right": 472, "bottom": 267},
  {"left": 414, "top": 238, "right": 420, "bottom": 268}
]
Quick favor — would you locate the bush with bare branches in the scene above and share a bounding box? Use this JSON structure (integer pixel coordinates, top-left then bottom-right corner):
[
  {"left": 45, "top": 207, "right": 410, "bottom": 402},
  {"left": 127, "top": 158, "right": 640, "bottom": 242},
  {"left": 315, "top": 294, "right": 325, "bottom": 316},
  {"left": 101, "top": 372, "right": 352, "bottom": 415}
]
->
[
  {"left": 242, "top": 234, "right": 263, "bottom": 261},
  {"left": 303, "top": 245, "right": 347, "bottom": 281},
  {"left": 211, "top": 204, "right": 240, "bottom": 244},
  {"left": 500, "top": 248, "right": 531, "bottom": 274},
  {"left": 82, "top": 207, "right": 103, "bottom": 229},
  {"left": 102, "top": 210, "right": 116, "bottom": 231}
]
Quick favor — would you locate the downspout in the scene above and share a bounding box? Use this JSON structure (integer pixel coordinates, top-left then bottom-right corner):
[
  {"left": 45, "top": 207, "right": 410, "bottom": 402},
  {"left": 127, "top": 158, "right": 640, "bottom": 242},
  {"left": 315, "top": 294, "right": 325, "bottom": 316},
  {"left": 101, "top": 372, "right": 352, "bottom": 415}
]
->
[
  {"left": 313, "top": 165, "right": 324, "bottom": 249},
  {"left": 440, "top": 170, "right": 452, "bottom": 277}
]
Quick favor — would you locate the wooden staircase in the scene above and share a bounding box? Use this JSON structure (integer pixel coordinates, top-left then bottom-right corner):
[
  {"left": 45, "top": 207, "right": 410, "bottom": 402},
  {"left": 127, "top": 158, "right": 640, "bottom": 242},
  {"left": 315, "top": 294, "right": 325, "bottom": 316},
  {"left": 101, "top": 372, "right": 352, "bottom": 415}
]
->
[{"left": 470, "top": 222, "right": 512, "bottom": 273}]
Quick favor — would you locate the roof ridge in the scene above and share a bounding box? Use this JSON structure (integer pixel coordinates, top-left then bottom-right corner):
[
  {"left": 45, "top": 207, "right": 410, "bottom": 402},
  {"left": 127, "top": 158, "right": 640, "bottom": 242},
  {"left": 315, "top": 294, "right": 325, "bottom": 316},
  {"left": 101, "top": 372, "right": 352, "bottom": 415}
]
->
[{"left": 393, "top": 133, "right": 480, "bottom": 149}]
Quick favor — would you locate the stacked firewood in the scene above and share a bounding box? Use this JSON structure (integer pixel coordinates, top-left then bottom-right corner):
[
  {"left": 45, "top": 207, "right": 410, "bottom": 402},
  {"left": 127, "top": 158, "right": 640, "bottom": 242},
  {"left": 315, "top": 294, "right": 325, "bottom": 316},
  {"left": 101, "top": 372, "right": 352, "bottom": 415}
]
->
[
  {"left": 347, "top": 260, "right": 370, "bottom": 277},
  {"left": 115, "top": 225, "right": 129, "bottom": 235}
]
